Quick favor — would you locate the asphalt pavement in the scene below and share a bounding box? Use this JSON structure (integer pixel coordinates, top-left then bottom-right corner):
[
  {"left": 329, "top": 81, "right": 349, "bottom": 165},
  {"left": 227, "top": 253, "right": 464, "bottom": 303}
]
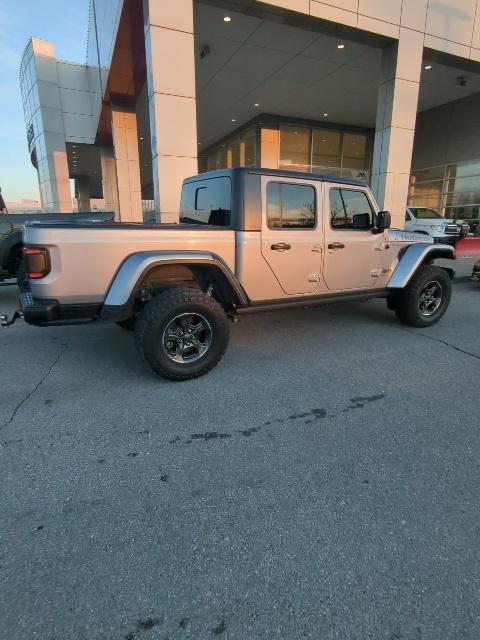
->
[{"left": 0, "top": 281, "right": 479, "bottom": 639}]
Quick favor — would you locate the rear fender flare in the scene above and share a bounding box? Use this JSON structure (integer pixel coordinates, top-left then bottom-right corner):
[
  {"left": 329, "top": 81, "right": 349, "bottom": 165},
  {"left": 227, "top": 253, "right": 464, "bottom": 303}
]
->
[
  {"left": 387, "top": 243, "right": 455, "bottom": 289},
  {"left": 100, "top": 251, "right": 248, "bottom": 322}
]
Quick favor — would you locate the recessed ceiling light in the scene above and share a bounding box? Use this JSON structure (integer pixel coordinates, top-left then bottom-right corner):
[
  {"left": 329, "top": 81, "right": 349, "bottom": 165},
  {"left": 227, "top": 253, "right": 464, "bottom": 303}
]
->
[
  {"left": 232, "top": 118, "right": 236, "bottom": 122},
  {"left": 139, "top": 137, "right": 144, "bottom": 140},
  {"left": 424, "top": 65, "right": 432, "bottom": 70},
  {"left": 254, "top": 103, "right": 260, "bottom": 107},
  {"left": 337, "top": 44, "right": 345, "bottom": 49},
  {"left": 198, "top": 142, "right": 202, "bottom": 145},
  {"left": 323, "top": 113, "right": 328, "bottom": 117},
  {"left": 224, "top": 16, "right": 231, "bottom": 22}
]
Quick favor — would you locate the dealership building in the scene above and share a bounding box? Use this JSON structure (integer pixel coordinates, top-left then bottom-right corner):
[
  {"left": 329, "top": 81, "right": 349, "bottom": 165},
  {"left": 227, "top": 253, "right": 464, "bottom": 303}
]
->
[{"left": 19, "top": 0, "right": 480, "bottom": 229}]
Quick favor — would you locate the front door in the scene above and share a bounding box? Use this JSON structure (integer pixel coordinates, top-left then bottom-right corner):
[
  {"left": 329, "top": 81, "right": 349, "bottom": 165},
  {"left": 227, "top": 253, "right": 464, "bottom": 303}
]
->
[
  {"left": 261, "top": 176, "right": 322, "bottom": 295},
  {"left": 323, "top": 184, "right": 384, "bottom": 291}
]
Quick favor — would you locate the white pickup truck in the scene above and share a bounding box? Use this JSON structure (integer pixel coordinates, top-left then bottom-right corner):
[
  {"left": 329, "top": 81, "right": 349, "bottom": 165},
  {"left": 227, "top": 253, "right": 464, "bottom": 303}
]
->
[{"left": 405, "top": 207, "right": 469, "bottom": 244}]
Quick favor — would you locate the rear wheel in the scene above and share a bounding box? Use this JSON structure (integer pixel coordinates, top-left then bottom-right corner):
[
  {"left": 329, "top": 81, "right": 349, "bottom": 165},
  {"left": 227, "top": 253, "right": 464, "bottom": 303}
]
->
[
  {"left": 134, "top": 287, "right": 230, "bottom": 381},
  {"left": 394, "top": 265, "right": 452, "bottom": 327}
]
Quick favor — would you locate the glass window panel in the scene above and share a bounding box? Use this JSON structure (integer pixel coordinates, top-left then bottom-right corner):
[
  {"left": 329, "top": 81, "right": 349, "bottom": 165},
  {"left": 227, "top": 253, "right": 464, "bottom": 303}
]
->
[
  {"left": 244, "top": 135, "right": 256, "bottom": 167},
  {"left": 445, "top": 205, "right": 480, "bottom": 220},
  {"left": 343, "top": 133, "right": 367, "bottom": 159},
  {"left": 445, "top": 191, "right": 480, "bottom": 207},
  {"left": 229, "top": 136, "right": 241, "bottom": 168},
  {"left": 267, "top": 182, "right": 281, "bottom": 227},
  {"left": 198, "top": 156, "right": 207, "bottom": 174},
  {"left": 446, "top": 175, "right": 480, "bottom": 193},
  {"left": 279, "top": 125, "right": 311, "bottom": 173},
  {"left": 267, "top": 182, "right": 316, "bottom": 229},
  {"left": 452, "top": 161, "right": 480, "bottom": 179},
  {"left": 330, "top": 189, "right": 373, "bottom": 230},
  {"left": 330, "top": 189, "right": 345, "bottom": 228},
  {"left": 206, "top": 151, "right": 217, "bottom": 172},
  {"left": 408, "top": 207, "right": 443, "bottom": 219},
  {"left": 311, "top": 156, "right": 341, "bottom": 170},
  {"left": 408, "top": 195, "right": 442, "bottom": 209},
  {"left": 411, "top": 166, "right": 445, "bottom": 182},
  {"left": 341, "top": 157, "right": 365, "bottom": 170},
  {"left": 180, "top": 177, "right": 231, "bottom": 226},
  {"left": 312, "top": 130, "right": 341, "bottom": 169},
  {"left": 217, "top": 146, "right": 227, "bottom": 169}
]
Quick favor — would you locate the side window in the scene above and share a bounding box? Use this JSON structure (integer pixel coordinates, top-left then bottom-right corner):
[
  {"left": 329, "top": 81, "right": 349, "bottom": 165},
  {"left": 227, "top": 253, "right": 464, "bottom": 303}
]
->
[
  {"left": 329, "top": 188, "right": 374, "bottom": 230},
  {"left": 405, "top": 211, "right": 411, "bottom": 222},
  {"left": 180, "top": 177, "right": 231, "bottom": 226},
  {"left": 267, "top": 182, "right": 316, "bottom": 229}
]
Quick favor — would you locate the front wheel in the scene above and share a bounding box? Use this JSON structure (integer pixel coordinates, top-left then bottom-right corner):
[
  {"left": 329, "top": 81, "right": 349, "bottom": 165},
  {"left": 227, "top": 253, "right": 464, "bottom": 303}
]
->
[
  {"left": 394, "top": 265, "right": 452, "bottom": 327},
  {"left": 134, "top": 287, "right": 230, "bottom": 381}
]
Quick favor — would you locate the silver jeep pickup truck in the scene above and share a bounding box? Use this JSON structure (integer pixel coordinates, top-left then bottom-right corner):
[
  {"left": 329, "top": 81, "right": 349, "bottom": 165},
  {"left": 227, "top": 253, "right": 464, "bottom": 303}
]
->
[{"left": 5, "top": 168, "right": 456, "bottom": 380}]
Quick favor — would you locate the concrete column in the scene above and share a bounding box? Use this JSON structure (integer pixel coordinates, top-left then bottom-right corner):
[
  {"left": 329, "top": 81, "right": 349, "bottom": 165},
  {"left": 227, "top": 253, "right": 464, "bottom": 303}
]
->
[
  {"left": 111, "top": 106, "right": 143, "bottom": 222},
  {"left": 260, "top": 126, "right": 280, "bottom": 169},
  {"left": 144, "top": 0, "right": 198, "bottom": 223},
  {"left": 24, "top": 39, "right": 71, "bottom": 212},
  {"left": 76, "top": 176, "right": 91, "bottom": 212},
  {"left": 100, "top": 146, "right": 120, "bottom": 217},
  {"left": 371, "top": 28, "right": 424, "bottom": 228}
]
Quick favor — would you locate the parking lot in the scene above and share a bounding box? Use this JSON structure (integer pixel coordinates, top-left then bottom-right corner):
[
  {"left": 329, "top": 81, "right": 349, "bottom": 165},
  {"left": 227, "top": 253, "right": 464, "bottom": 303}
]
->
[{"left": 1, "top": 281, "right": 479, "bottom": 639}]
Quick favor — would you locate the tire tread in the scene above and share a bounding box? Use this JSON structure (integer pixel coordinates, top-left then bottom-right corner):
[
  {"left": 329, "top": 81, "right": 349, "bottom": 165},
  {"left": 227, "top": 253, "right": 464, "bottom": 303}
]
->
[
  {"left": 394, "top": 264, "right": 451, "bottom": 327},
  {"left": 134, "top": 288, "right": 230, "bottom": 380}
]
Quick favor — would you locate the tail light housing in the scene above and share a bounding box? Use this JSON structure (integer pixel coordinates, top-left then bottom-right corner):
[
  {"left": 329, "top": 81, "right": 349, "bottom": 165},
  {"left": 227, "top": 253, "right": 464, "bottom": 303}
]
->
[{"left": 23, "top": 246, "right": 51, "bottom": 279}]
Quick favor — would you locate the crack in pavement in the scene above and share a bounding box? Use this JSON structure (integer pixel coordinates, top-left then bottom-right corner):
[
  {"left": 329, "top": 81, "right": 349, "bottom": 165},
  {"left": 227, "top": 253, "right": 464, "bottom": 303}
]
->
[
  {"left": 1, "top": 342, "right": 68, "bottom": 431},
  {"left": 411, "top": 331, "right": 480, "bottom": 362}
]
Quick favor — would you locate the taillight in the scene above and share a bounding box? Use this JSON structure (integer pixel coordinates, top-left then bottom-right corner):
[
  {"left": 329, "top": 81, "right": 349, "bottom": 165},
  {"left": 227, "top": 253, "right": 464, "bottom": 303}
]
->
[{"left": 23, "top": 247, "right": 51, "bottom": 279}]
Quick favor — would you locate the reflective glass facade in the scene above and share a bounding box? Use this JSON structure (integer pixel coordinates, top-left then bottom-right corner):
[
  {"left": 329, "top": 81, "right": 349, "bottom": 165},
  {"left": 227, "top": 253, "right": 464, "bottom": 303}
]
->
[
  {"left": 86, "top": 0, "right": 124, "bottom": 96},
  {"left": 200, "top": 120, "right": 371, "bottom": 181},
  {"left": 202, "top": 126, "right": 258, "bottom": 172},
  {"left": 409, "top": 159, "right": 480, "bottom": 229},
  {"left": 279, "top": 124, "right": 371, "bottom": 179}
]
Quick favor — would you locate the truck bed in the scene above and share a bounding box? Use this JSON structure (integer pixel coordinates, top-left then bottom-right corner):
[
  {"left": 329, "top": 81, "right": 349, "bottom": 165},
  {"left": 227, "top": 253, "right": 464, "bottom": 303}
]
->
[{"left": 23, "top": 222, "right": 236, "bottom": 304}]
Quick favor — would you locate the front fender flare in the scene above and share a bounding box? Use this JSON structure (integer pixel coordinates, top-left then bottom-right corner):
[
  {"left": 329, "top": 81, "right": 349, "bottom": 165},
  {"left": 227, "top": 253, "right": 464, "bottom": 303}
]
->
[
  {"left": 100, "top": 251, "right": 247, "bottom": 322},
  {"left": 387, "top": 243, "right": 455, "bottom": 289}
]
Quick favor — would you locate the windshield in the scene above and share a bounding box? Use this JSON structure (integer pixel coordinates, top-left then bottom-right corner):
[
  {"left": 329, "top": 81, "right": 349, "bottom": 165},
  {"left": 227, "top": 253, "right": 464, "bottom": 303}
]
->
[{"left": 409, "top": 207, "right": 442, "bottom": 220}]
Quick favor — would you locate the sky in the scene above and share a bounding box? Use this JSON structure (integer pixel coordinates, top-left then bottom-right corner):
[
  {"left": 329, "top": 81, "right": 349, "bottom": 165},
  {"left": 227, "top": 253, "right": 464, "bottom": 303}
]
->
[{"left": 0, "top": 0, "right": 88, "bottom": 201}]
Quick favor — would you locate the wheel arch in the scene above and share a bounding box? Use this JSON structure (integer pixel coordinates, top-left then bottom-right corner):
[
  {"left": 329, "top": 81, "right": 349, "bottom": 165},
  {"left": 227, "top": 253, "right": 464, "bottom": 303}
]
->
[
  {"left": 388, "top": 243, "right": 455, "bottom": 290},
  {"left": 101, "top": 252, "right": 248, "bottom": 322}
]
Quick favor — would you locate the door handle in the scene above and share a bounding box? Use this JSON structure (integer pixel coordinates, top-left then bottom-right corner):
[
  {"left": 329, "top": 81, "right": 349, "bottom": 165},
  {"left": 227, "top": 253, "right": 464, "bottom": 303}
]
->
[
  {"left": 328, "top": 242, "right": 345, "bottom": 250},
  {"left": 271, "top": 243, "right": 291, "bottom": 251}
]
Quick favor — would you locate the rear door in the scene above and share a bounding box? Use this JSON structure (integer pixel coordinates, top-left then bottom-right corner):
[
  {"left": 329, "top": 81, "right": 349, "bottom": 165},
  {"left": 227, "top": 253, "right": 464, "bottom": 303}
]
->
[
  {"left": 323, "top": 184, "right": 383, "bottom": 290},
  {"left": 260, "top": 176, "right": 322, "bottom": 295}
]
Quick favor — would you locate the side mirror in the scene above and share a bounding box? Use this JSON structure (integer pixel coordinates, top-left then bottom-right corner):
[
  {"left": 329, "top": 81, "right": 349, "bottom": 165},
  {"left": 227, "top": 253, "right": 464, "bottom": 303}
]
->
[{"left": 375, "top": 211, "right": 391, "bottom": 232}]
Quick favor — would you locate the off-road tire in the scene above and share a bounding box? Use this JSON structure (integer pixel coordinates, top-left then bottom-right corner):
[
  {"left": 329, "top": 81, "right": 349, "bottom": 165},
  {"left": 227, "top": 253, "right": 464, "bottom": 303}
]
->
[
  {"left": 386, "top": 295, "right": 398, "bottom": 311},
  {"left": 16, "top": 259, "right": 29, "bottom": 293},
  {"left": 135, "top": 287, "right": 230, "bottom": 381},
  {"left": 394, "top": 265, "right": 452, "bottom": 327},
  {"left": 116, "top": 317, "right": 136, "bottom": 331}
]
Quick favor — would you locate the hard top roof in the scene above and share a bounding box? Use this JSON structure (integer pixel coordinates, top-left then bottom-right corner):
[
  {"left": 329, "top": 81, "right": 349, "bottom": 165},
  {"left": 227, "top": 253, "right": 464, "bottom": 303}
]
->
[{"left": 184, "top": 167, "right": 367, "bottom": 187}]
